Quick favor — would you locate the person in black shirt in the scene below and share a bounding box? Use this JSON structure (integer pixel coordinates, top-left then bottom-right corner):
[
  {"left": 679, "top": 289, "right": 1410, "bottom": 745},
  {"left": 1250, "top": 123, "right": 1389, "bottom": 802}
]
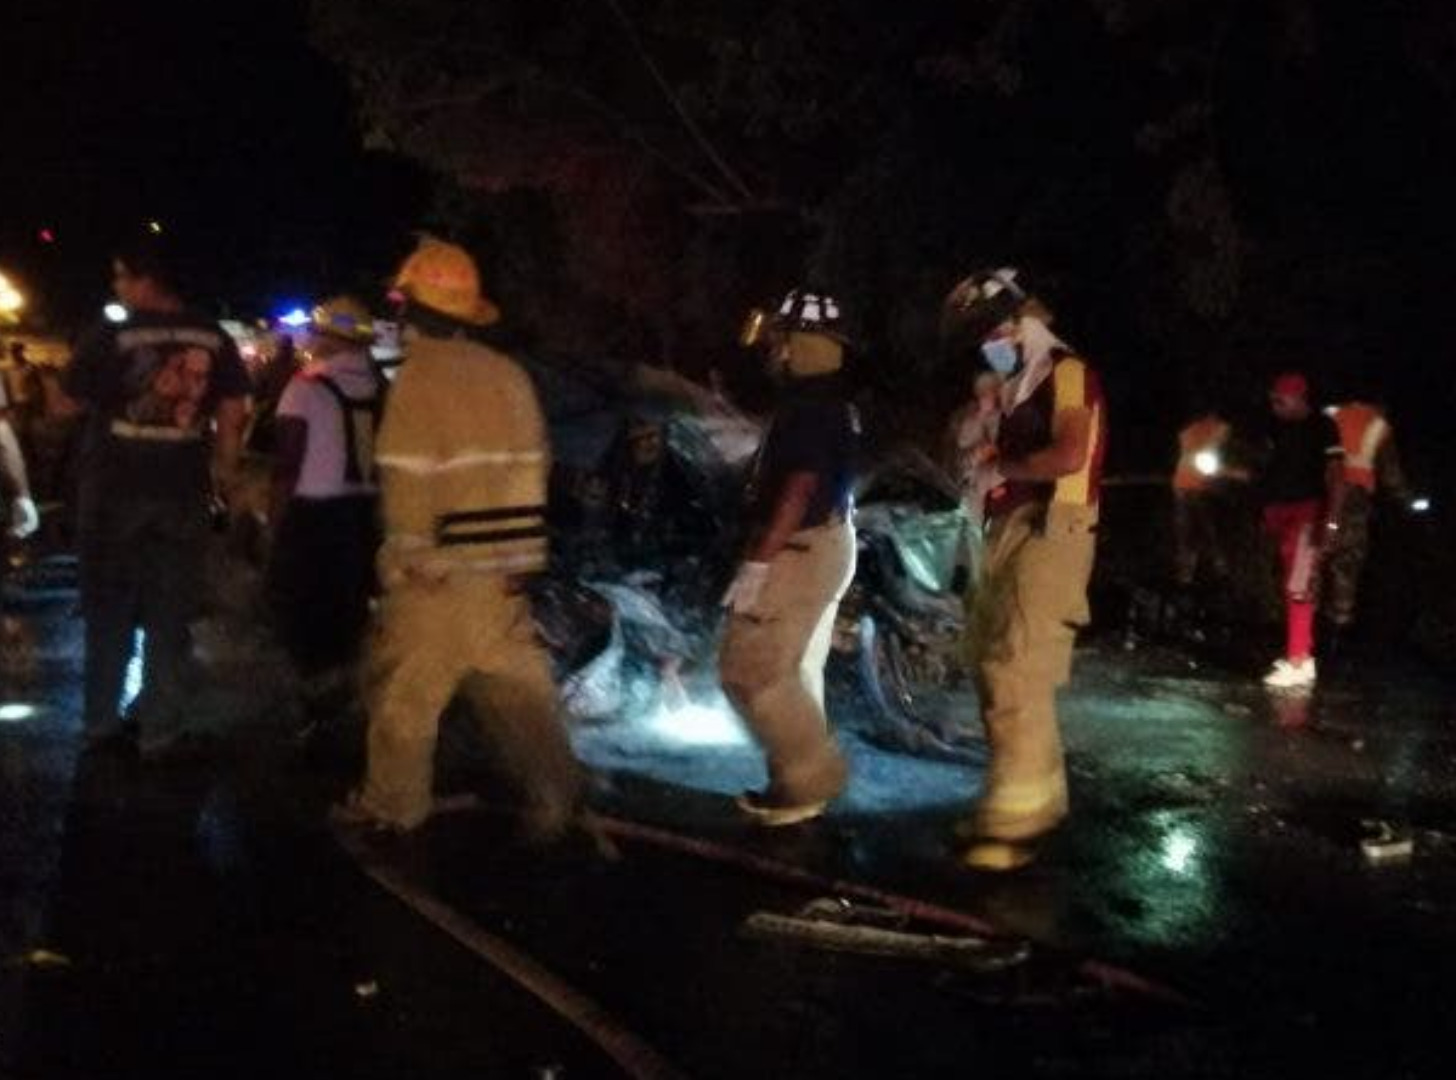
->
[
  {"left": 1258, "top": 372, "right": 1344, "bottom": 689},
  {"left": 718, "top": 289, "right": 859, "bottom": 826},
  {"left": 63, "top": 238, "right": 251, "bottom": 755}
]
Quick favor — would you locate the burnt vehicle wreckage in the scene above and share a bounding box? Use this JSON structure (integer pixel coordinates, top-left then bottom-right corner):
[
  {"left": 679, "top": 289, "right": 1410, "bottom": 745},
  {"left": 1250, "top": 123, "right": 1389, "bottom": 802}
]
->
[{"left": 514, "top": 351, "right": 986, "bottom": 763}]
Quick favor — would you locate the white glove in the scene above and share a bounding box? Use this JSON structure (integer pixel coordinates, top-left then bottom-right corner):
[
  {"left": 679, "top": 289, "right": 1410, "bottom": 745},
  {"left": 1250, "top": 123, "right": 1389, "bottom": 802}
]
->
[
  {"left": 978, "top": 464, "right": 1007, "bottom": 495},
  {"left": 8, "top": 496, "right": 39, "bottom": 540},
  {"left": 721, "top": 561, "right": 771, "bottom": 615}
]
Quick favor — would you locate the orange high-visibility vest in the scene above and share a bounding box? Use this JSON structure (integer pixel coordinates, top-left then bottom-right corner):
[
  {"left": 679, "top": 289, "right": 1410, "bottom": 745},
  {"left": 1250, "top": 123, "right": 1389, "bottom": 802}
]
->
[
  {"left": 1330, "top": 402, "right": 1389, "bottom": 493},
  {"left": 1173, "top": 416, "right": 1230, "bottom": 493}
]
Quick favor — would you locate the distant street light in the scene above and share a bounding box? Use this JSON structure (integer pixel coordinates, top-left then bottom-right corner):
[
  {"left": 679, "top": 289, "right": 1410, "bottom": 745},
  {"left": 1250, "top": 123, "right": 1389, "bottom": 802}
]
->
[
  {"left": 147, "top": 220, "right": 163, "bottom": 235},
  {"left": 0, "top": 270, "right": 26, "bottom": 322},
  {"left": 104, "top": 303, "right": 129, "bottom": 323}
]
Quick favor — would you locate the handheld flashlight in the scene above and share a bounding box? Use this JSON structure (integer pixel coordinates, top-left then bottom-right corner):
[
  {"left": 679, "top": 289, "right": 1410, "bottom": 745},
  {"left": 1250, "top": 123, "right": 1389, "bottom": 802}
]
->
[{"left": 1193, "top": 449, "right": 1222, "bottom": 478}]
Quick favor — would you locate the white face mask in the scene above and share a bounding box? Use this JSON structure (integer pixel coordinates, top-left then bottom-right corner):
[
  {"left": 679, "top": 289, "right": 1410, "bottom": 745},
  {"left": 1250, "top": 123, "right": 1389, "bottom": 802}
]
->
[{"left": 980, "top": 337, "right": 1019, "bottom": 375}]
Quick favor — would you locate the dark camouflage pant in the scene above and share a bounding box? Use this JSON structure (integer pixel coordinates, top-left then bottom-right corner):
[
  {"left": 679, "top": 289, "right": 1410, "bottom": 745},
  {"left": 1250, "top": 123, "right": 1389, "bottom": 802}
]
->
[
  {"left": 1173, "top": 491, "right": 1229, "bottom": 588},
  {"left": 1322, "top": 487, "right": 1372, "bottom": 627}
]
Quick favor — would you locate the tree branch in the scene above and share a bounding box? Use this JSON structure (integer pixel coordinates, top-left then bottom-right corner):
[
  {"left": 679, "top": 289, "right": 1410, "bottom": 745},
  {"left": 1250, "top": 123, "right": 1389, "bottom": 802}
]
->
[
  {"left": 524, "top": 66, "right": 740, "bottom": 207},
  {"left": 365, "top": 51, "right": 740, "bottom": 208},
  {"left": 597, "top": 0, "right": 756, "bottom": 202}
]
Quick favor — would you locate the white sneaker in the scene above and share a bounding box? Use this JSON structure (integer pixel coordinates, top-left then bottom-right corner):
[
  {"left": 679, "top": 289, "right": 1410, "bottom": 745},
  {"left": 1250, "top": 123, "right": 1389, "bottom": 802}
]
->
[{"left": 1263, "top": 657, "right": 1317, "bottom": 689}]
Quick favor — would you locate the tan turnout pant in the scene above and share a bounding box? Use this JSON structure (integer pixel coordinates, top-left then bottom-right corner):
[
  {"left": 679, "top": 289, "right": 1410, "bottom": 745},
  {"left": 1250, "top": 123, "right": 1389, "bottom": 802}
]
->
[
  {"left": 966, "top": 502, "right": 1096, "bottom": 841},
  {"left": 719, "top": 519, "right": 857, "bottom": 804},
  {"left": 356, "top": 575, "right": 580, "bottom": 831}
]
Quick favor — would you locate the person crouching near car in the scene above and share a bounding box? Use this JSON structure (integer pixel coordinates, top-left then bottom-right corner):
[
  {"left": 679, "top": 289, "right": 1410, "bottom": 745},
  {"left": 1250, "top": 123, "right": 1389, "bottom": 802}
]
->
[{"left": 719, "top": 289, "right": 860, "bottom": 827}]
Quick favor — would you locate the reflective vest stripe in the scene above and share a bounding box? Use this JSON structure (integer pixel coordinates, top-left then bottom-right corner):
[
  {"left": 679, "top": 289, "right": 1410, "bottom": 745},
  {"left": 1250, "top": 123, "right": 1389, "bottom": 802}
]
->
[
  {"left": 436, "top": 505, "right": 546, "bottom": 528},
  {"left": 435, "top": 503, "right": 548, "bottom": 547},
  {"left": 1335, "top": 406, "right": 1387, "bottom": 490},
  {"left": 376, "top": 450, "right": 546, "bottom": 474},
  {"left": 413, "top": 552, "right": 548, "bottom": 575},
  {"left": 1351, "top": 416, "right": 1388, "bottom": 468},
  {"left": 109, "top": 419, "right": 203, "bottom": 444},
  {"left": 1056, "top": 402, "right": 1103, "bottom": 506},
  {"left": 436, "top": 525, "right": 549, "bottom": 548},
  {"left": 1288, "top": 523, "right": 1317, "bottom": 598},
  {"left": 1050, "top": 359, "right": 1105, "bottom": 508},
  {"left": 448, "top": 552, "right": 547, "bottom": 574},
  {"left": 381, "top": 536, "right": 546, "bottom": 576}
]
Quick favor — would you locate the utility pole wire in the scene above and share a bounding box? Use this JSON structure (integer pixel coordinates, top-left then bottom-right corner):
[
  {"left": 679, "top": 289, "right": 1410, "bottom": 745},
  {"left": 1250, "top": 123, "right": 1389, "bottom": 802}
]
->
[
  {"left": 597, "top": 0, "right": 756, "bottom": 203},
  {"left": 529, "top": 68, "right": 740, "bottom": 207}
]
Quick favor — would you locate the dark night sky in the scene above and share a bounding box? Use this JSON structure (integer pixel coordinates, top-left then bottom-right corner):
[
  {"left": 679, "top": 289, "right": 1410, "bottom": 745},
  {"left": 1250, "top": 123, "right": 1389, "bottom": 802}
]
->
[
  {"left": 5, "top": 1, "right": 1453, "bottom": 331},
  {"left": 2, "top": 1, "right": 1454, "bottom": 478},
  {"left": 0, "top": 0, "right": 427, "bottom": 327}
]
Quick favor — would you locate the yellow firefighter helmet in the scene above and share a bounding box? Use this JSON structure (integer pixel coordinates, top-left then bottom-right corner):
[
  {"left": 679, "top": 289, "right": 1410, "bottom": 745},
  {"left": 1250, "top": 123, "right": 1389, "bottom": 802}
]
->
[
  {"left": 309, "top": 295, "right": 376, "bottom": 344},
  {"left": 393, "top": 237, "right": 501, "bottom": 327}
]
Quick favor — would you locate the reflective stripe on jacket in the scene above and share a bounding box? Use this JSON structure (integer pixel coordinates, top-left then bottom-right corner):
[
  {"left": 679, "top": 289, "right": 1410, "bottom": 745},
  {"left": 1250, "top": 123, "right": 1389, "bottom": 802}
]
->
[{"left": 375, "top": 334, "right": 549, "bottom": 579}]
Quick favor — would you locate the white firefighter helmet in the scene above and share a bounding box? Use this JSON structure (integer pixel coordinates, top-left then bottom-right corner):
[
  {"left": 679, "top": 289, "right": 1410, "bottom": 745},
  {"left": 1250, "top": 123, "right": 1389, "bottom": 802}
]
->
[{"left": 770, "top": 288, "right": 850, "bottom": 344}]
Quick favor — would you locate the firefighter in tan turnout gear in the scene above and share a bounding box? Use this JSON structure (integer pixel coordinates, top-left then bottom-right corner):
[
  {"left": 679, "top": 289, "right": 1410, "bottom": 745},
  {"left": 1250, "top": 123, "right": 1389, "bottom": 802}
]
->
[
  {"left": 719, "top": 289, "right": 860, "bottom": 827},
  {"left": 942, "top": 269, "right": 1106, "bottom": 871},
  {"left": 335, "top": 238, "right": 581, "bottom": 835}
]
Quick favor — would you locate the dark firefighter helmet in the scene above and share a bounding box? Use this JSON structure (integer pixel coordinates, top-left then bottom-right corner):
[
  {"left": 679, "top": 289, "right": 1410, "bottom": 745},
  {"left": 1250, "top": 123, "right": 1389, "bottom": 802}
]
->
[
  {"left": 770, "top": 288, "right": 850, "bottom": 344},
  {"left": 940, "top": 267, "right": 1029, "bottom": 345}
]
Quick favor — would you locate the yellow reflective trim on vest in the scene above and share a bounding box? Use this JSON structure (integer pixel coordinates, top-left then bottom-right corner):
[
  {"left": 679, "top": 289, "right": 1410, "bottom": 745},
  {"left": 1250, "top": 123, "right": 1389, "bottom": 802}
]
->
[
  {"left": 109, "top": 419, "right": 203, "bottom": 444},
  {"left": 417, "top": 550, "right": 547, "bottom": 576},
  {"left": 1335, "top": 405, "right": 1388, "bottom": 491},
  {"left": 1051, "top": 359, "right": 1096, "bottom": 507},
  {"left": 376, "top": 449, "right": 546, "bottom": 475},
  {"left": 1352, "top": 415, "right": 1388, "bottom": 469}
]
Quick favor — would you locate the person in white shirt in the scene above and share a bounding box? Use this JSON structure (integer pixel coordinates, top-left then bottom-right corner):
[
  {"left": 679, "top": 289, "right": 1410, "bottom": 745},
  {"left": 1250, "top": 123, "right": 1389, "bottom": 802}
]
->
[{"left": 266, "top": 297, "right": 383, "bottom": 719}]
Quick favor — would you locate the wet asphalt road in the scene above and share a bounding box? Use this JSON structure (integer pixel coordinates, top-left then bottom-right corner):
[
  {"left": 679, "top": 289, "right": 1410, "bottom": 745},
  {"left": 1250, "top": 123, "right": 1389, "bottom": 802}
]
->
[{"left": 3, "top": 558, "right": 1456, "bottom": 1078}]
